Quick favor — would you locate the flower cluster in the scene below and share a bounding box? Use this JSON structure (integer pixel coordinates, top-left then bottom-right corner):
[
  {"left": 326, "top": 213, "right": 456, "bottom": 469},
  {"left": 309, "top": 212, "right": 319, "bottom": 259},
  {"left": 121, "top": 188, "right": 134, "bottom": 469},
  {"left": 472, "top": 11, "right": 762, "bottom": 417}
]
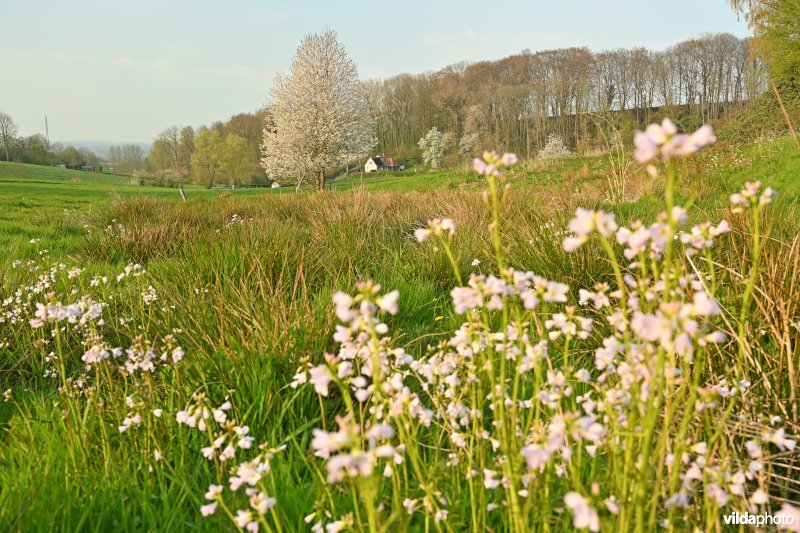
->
[
  {"left": 224, "top": 213, "right": 247, "bottom": 228},
  {"left": 2, "top": 249, "right": 189, "bottom": 503},
  {"left": 730, "top": 180, "right": 777, "bottom": 213},
  {"left": 30, "top": 295, "right": 104, "bottom": 329},
  {"left": 200, "top": 442, "right": 284, "bottom": 532},
  {"left": 450, "top": 269, "right": 568, "bottom": 314},
  {"left": 414, "top": 218, "right": 455, "bottom": 243},
  {"left": 311, "top": 415, "right": 398, "bottom": 483},
  {"left": 292, "top": 281, "right": 462, "bottom": 530},
  {"left": 294, "top": 128, "right": 799, "bottom": 531},
  {"left": 473, "top": 150, "right": 518, "bottom": 176},
  {"left": 679, "top": 220, "right": 731, "bottom": 255},
  {"left": 564, "top": 202, "right": 732, "bottom": 265},
  {"left": 562, "top": 208, "right": 618, "bottom": 252},
  {"left": 181, "top": 395, "right": 284, "bottom": 532},
  {"left": 293, "top": 280, "right": 409, "bottom": 432},
  {"left": 634, "top": 119, "right": 716, "bottom": 165}
]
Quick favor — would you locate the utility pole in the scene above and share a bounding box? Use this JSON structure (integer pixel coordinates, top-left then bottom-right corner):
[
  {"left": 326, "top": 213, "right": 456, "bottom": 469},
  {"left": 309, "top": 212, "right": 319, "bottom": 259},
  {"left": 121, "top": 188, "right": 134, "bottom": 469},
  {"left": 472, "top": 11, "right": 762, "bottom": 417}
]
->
[{"left": 45, "top": 115, "right": 50, "bottom": 165}]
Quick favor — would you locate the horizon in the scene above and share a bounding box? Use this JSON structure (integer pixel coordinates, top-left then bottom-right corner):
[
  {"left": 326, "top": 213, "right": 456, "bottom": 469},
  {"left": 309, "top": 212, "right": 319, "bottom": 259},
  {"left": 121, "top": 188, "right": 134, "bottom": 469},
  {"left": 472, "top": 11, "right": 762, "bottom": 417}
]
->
[{"left": 2, "top": 0, "right": 750, "bottom": 144}]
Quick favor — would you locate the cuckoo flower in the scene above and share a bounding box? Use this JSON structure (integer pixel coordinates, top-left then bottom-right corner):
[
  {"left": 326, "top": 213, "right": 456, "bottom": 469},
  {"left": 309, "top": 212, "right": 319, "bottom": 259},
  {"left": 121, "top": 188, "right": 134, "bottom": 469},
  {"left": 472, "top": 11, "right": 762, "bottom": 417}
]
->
[{"left": 634, "top": 119, "right": 716, "bottom": 164}]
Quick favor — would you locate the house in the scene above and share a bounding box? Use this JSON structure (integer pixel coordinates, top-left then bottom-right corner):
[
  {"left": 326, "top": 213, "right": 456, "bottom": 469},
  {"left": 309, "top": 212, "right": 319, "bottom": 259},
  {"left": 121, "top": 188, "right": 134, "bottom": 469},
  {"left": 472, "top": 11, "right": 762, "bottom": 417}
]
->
[
  {"left": 364, "top": 156, "right": 403, "bottom": 172},
  {"left": 60, "top": 162, "right": 90, "bottom": 171}
]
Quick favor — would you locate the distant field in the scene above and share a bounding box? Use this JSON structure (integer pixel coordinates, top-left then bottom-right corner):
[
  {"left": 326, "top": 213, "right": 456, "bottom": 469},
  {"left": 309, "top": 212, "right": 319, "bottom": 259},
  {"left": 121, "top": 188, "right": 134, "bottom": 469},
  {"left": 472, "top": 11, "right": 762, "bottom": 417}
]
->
[
  {"left": 0, "top": 162, "right": 281, "bottom": 257},
  {"left": 2, "top": 137, "right": 799, "bottom": 261}
]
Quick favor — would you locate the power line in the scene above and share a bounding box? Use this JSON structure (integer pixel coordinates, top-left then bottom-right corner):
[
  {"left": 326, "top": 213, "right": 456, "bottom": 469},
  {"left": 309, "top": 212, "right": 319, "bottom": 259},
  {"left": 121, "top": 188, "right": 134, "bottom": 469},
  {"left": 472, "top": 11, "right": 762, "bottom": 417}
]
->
[{"left": 16, "top": 119, "right": 161, "bottom": 140}]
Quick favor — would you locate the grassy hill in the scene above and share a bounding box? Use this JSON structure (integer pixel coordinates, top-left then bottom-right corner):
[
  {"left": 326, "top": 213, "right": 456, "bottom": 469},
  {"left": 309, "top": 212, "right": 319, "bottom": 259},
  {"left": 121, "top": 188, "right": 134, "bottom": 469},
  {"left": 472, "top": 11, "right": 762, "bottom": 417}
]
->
[
  {"left": 716, "top": 85, "right": 800, "bottom": 144},
  {"left": 0, "top": 161, "right": 280, "bottom": 257},
  {"left": 0, "top": 162, "right": 136, "bottom": 185}
]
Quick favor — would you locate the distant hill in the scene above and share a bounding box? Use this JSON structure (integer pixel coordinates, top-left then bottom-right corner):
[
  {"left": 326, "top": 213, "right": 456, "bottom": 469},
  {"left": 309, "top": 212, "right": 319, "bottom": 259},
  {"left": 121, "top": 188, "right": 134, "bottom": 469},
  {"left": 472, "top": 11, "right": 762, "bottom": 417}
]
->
[
  {"left": 0, "top": 160, "right": 135, "bottom": 185},
  {"left": 59, "top": 140, "right": 151, "bottom": 158}
]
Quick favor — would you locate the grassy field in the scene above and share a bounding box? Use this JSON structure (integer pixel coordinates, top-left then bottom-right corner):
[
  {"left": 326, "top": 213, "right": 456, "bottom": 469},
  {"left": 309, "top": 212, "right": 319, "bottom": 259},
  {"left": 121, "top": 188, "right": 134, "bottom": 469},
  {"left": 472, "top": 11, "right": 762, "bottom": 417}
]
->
[
  {"left": 3, "top": 136, "right": 799, "bottom": 260},
  {"left": 1, "top": 136, "right": 799, "bottom": 531},
  {"left": 0, "top": 163, "right": 284, "bottom": 258}
]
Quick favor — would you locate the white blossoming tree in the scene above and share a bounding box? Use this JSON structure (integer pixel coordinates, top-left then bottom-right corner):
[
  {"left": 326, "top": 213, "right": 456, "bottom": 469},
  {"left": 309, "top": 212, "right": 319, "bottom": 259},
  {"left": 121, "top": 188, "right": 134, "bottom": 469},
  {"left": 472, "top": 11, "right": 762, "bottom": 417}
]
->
[
  {"left": 537, "top": 132, "right": 572, "bottom": 159},
  {"left": 417, "top": 126, "right": 453, "bottom": 169},
  {"left": 260, "top": 30, "right": 376, "bottom": 192}
]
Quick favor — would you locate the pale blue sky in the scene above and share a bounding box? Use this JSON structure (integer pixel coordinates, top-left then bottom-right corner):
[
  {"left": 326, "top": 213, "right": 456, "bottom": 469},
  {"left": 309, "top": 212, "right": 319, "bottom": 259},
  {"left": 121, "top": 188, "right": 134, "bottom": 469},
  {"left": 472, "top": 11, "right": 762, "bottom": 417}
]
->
[{"left": 1, "top": 0, "right": 749, "bottom": 142}]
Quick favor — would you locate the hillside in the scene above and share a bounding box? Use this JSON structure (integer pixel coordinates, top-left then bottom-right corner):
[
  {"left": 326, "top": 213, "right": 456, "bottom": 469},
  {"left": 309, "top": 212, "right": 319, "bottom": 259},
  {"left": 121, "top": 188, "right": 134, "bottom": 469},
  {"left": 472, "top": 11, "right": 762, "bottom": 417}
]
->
[
  {"left": 0, "top": 161, "right": 280, "bottom": 256},
  {"left": 0, "top": 161, "right": 136, "bottom": 185},
  {"left": 717, "top": 84, "right": 800, "bottom": 144}
]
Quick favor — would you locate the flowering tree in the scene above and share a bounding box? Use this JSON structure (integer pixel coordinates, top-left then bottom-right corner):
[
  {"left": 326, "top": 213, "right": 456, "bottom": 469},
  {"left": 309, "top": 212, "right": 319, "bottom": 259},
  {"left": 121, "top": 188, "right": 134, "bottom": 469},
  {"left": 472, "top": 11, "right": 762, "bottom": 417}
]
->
[
  {"left": 537, "top": 132, "right": 572, "bottom": 159},
  {"left": 261, "top": 30, "right": 376, "bottom": 192},
  {"left": 417, "top": 126, "right": 453, "bottom": 169}
]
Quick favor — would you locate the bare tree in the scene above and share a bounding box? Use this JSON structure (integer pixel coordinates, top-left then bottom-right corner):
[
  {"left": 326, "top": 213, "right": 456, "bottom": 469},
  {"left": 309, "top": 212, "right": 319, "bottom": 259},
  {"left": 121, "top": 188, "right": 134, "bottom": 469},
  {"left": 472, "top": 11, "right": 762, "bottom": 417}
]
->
[
  {"left": 179, "top": 126, "right": 195, "bottom": 171},
  {"left": 261, "top": 29, "right": 376, "bottom": 191},
  {"left": 459, "top": 104, "right": 485, "bottom": 156},
  {"left": 108, "top": 144, "right": 145, "bottom": 173},
  {"left": 0, "top": 111, "right": 19, "bottom": 161}
]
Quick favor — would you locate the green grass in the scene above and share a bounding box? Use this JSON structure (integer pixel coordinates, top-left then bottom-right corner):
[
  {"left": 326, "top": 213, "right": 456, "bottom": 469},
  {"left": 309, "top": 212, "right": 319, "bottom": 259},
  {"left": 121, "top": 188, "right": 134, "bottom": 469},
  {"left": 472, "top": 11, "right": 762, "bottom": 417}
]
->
[
  {"left": 327, "top": 155, "right": 614, "bottom": 193},
  {"left": 716, "top": 84, "right": 800, "bottom": 145},
  {"left": 0, "top": 161, "right": 284, "bottom": 259},
  {"left": 330, "top": 169, "right": 481, "bottom": 192},
  {"left": 1, "top": 137, "right": 799, "bottom": 530},
  {"left": 0, "top": 161, "right": 138, "bottom": 184}
]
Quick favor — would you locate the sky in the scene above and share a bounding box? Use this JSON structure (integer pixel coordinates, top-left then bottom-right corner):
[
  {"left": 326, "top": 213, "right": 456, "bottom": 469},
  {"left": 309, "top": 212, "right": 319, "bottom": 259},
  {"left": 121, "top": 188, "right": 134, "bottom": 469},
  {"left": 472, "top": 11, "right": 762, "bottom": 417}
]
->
[{"left": 1, "top": 0, "right": 750, "bottom": 143}]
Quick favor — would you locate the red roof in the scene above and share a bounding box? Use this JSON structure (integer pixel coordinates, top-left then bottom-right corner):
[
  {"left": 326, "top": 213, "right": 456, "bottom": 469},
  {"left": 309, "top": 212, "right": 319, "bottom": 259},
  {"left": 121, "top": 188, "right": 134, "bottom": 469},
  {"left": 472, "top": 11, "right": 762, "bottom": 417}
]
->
[{"left": 369, "top": 156, "right": 399, "bottom": 168}]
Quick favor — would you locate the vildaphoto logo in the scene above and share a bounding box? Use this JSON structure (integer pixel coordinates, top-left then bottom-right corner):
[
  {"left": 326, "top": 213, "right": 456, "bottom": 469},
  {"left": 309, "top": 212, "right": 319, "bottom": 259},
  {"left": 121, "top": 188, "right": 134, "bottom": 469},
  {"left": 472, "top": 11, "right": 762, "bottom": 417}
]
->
[{"left": 723, "top": 511, "right": 796, "bottom": 527}]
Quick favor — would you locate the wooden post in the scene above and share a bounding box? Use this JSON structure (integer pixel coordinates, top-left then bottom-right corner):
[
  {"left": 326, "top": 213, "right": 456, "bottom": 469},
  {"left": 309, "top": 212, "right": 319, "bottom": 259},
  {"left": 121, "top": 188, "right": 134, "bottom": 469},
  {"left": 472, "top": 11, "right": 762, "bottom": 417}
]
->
[{"left": 771, "top": 79, "right": 800, "bottom": 152}]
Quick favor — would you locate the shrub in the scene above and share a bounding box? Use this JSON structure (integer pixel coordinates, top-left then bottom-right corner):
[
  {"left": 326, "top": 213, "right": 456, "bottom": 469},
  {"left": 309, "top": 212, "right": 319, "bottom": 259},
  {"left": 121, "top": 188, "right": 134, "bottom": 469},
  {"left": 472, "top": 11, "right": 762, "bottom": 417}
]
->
[{"left": 538, "top": 133, "right": 572, "bottom": 159}]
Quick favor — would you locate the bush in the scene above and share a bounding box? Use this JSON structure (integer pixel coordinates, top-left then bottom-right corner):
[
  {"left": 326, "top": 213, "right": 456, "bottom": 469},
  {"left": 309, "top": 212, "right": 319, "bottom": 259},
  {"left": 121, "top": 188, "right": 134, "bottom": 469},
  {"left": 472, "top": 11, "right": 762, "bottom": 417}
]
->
[{"left": 538, "top": 133, "right": 572, "bottom": 159}]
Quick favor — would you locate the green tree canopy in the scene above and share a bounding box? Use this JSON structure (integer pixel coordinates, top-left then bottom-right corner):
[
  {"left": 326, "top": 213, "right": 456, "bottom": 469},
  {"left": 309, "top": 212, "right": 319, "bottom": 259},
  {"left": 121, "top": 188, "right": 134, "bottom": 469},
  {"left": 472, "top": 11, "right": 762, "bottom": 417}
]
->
[{"left": 191, "top": 130, "right": 223, "bottom": 188}]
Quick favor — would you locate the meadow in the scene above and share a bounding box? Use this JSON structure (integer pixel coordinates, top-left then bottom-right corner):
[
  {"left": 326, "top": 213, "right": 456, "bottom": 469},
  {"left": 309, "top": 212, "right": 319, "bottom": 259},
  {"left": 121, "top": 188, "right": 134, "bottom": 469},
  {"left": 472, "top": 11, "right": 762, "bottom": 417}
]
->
[{"left": 1, "top": 130, "right": 800, "bottom": 531}]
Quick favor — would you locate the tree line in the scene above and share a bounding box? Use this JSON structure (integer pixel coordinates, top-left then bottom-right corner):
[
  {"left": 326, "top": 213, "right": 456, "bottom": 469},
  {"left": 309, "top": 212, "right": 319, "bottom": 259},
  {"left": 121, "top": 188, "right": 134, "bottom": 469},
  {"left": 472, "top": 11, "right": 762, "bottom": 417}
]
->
[
  {"left": 129, "top": 32, "right": 774, "bottom": 190},
  {"left": 0, "top": 109, "right": 267, "bottom": 188},
  {"left": 364, "top": 33, "right": 767, "bottom": 160},
  {"left": 146, "top": 112, "right": 266, "bottom": 188},
  {"left": 0, "top": 32, "right": 774, "bottom": 187},
  {"left": 0, "top": 112, "right": 106, "bottom": 168}
]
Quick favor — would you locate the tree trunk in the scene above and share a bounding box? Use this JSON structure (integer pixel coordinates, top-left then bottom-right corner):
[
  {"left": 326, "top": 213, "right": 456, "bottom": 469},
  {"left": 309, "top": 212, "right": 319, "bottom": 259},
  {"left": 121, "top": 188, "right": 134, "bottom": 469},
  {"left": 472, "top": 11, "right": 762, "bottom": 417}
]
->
[{"left": 317, "top": 170, "right": 325, "bottom": 192}]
